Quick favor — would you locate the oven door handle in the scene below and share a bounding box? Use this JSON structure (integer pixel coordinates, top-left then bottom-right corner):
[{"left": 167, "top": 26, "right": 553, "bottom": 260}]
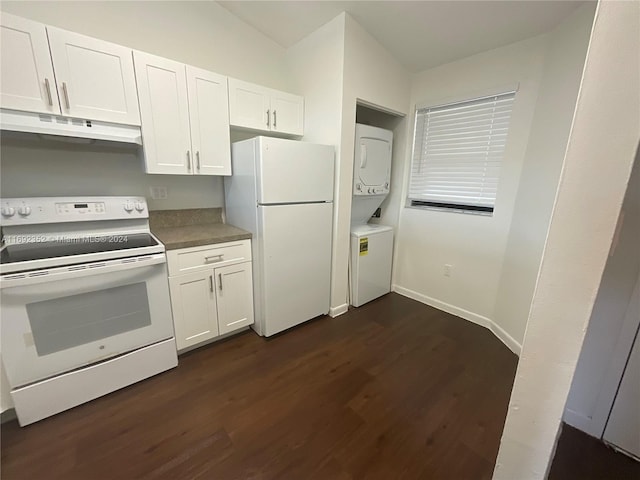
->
[{"left": 0, "top": 254, "right": 167, "bottom": 289}]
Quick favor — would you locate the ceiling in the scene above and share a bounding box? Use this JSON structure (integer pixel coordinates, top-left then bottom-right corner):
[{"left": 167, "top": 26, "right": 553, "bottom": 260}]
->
[{"left": 217, "top": 1, "right": 587, "bottom": 72}]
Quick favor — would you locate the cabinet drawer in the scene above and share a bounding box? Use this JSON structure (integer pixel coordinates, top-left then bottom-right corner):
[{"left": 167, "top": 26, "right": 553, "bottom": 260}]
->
[{"left": 167, "top": 240, "right": 251, "bottom": 275}]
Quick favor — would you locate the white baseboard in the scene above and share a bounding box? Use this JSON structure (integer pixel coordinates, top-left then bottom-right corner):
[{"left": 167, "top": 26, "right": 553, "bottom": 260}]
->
[
  {"left": 329, "top": 303, "right": 349, "bottom": 318},
  {"left": 490, "top": 320, "right": 522, "bottom": 356},
  {"left": 392, "top": 285, "right": 491, "bottom": 328},
  {"left": 392, "top": 284, "right": 522, "bottom": 356}
]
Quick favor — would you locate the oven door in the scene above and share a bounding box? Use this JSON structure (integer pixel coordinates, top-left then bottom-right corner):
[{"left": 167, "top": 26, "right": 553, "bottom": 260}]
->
[{"left": 1, "top": 254, "right": 174, "bottom": 388}]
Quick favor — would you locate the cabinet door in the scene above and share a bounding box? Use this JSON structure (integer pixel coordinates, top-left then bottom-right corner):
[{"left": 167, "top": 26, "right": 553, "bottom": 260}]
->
[
  {"left": 46, "top": 27, "right": 140, "bottom": 125},
  {"left": 186, "top": 66, "right": 231, "bottom": 176},
  {"left": 134, "top": 52, "right": 192, "bottom": 174},
  {"left": 215, "top": 262, "right": 254, "bottom": 336},
  {"left": 228, "top": 78, "right": 271, "bottom": 132},
  {"left": 0, "top": 13, "right": 60, "bottom": 114},
  {"left": 169, "top": 271, "right": 218, "bottom": 351},
  {"left": 270, "top": 90, "right": 304, "bottom": 136}
]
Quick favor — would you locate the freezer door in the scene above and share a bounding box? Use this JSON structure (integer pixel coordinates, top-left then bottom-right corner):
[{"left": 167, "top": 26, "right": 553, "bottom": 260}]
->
[
  {"left": 257, "top": 137, "right": 334, "bottom": 204},
  {"left": 258, "top": 203, "right": 332, "bottom": 336}
]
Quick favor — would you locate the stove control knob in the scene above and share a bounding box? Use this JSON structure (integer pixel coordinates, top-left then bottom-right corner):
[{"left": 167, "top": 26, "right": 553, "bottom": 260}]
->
[
  {"left": 134, "top": 201, "right": 145, "bottom": 212},
  {"left": 18, "top": 206, "right": 32, "bottom": 216},
  {"left": 1, "top": 206, "right": 16, "bottom": 217},
  {"left": 124, "top": 201, "right": 134, "bottom": 212}
]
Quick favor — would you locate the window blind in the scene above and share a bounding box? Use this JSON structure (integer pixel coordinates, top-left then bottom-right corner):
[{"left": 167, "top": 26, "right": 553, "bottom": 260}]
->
[{"left": 408, "top": 91, "right": 516, "bottom": 213}]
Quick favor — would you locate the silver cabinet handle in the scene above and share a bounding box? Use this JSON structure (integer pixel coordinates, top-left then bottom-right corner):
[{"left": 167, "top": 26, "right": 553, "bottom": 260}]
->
[
  {"left": 44, "top": 78, "right": 53, "bottom": 106},
  {"left": 218, "top": 273, "right": 223, "bottom": 291},
  {"left": 273, "top": 110, "right": 277, "bottom": 129},
  {"left": 186, "top": 151, "right": 191, "bottom": 170},
  {"left": 266, "top": 109, "right": 270, "bottom": 127},
  {"left": 209, "top": 275, "right": 213, "bottom": 292},
  {"left": 62, "top": 82, "right": 70, "bottom": 109},
  {"left": 204, "top": 254, "right": 223, "bottom": 263},
  {"left": 196, "top": 151, "right": 200, "bottom": 171}
]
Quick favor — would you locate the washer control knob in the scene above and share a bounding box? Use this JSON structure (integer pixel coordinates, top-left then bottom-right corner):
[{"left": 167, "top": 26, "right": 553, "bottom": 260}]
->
[
  {"left": 1, "top": 206, "right": 16, "bottom": 217},
  {"left": 124, "top": 201, "right": 134, "bottom": 212},
  {"left": 18, "top": 206, "right": 32, "bottom": 216},
  {"left": 134, "top": 201, "right": 145, "bottom": 212}
]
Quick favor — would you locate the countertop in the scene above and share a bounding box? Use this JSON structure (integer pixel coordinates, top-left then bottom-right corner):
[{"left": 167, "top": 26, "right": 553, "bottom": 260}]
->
[{"left": 149, "top": 208, "right": 252, "bottom": 251}]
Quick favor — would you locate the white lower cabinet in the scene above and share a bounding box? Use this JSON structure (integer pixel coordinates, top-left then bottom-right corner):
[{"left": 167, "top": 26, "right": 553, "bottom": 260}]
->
[{"left": 167, "top": 240, "right": 254, "bottom": 351}]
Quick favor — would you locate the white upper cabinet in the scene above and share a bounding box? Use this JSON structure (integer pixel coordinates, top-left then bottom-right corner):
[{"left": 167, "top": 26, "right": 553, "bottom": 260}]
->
[
  {"left": 187, "top": 66, "right": 231, "bottom": 176},
  {"left": 0, "top": 13, "right": 60, "bottom": 114},
  {"left": 270, "top": 90, "right": 304, "bottom": 136},
  {"left": 47, "top": 27, "right": 140, "bottom": 125},
  {"left": 134, "top": 51, "right": 192, "bottom": 175},
  {"left": 134, "top": 52, "right": 231, "bottom": 176},
  {"left": 0, "top": 14, "right": 140, "bottom": 125},
  {"left": 228, "top": 78, "right": 271, "bottom": 132},
  {"left": 228, "top": 78, "right": 304, "bottom": 137}
]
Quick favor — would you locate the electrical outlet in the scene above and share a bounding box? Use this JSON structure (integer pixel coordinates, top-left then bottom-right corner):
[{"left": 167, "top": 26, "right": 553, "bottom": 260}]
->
[
  {"left": 444, "top": 264, "right": 452, "bottom": 277},
  {"left": 150, "top": 186, "right": 168, "bottom": 200}
]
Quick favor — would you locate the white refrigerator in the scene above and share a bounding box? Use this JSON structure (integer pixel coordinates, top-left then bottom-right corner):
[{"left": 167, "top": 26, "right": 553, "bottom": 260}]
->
[{"left": 224, "top": 137, "right": 335, "bottom": 337}]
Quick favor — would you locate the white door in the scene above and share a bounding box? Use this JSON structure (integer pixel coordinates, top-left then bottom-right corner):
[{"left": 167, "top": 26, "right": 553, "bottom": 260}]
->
[
  {"left": 270, "top": 90, "right": 304, "bottom": 136},
  {"left": 169, "top": 271, "right": 218, "bottom": 350},
  {"left": 603, "top": 277, "right": 640, "bottom": 458},
  {"left": 0, "top": 13, "right": 60, "bottom": 114},
  {"left": 46, "top": 27, "right": 140, "bottom": 125},
  {"left": 258, "top": 203, "right": 333, "bottom": 336},
  {"left": 350, "top": 227, "right": 394, "bottom": 307},
  {"left": 186, "top": 66, "right": 231, "bottom": 176},
  {"left": 134, "top": 52, "right": 192, "bottom": 175},
  {"left": 258, "top": 138, "right": 335, "bottom": 204},
  {"left": 215, "top": 262, "right": 254, "bottom": 335},
  {"left": 228, "top": 78, "right": 270, "bottom": 132}
]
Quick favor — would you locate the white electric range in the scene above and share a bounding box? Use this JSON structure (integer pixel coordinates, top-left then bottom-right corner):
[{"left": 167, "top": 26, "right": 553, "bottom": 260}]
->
[{"left": 0, "top": 196, "right": 177, "bottom": 426}]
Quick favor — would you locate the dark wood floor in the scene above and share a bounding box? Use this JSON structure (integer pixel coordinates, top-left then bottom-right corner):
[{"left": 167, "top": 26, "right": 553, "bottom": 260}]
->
[
  {"left": 549, "top": 423, "right": 640, "bottom": 480},
  {"left": 1, "top": 293, "right": 518, "bottom": 479}
]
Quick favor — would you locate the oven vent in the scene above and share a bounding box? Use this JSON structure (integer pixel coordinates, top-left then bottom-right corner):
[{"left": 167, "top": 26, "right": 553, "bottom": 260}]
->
[
  {"left": 28, "top": 270, "right": 49, "bottom": 277},
  {"left": 4, "top": 273, "right": 26, "bottom": 280},
  {"left": 137, "top": 256, "right": 152, "bottom": 262},
  {"left": 88, "top": 263, "right": 106, "bottom": 269},
  {"left": 68, "top": 265, "right": 87, "bottom": 272},
  {"left": 121, "top": 258, "right": 137, "bottom": 264}
]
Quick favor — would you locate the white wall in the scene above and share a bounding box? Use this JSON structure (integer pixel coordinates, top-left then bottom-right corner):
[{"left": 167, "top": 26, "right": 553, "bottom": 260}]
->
[
  {"left": 493, "top": 4, "right": 596, "bottom": 347},
  {"left": 286, "top": 14, "right": 345, "bottom": 147},
  {"left": 0, "top": 1, "right": 290, "bottom": 90},
  {"left": 0, "top": 138, "right": 224, "bottom": 210},
  {"left": 393, "top": 35, "right": 547, "bottom": 336},
  {"left": 564, "top": 152, "right": 640, "bottom": 437},
  {"left": 494, "top": 1, "right": 640, "bottom": 477},
  {"left": 331, "top": 14, "right": 411, "bottom": 314}
]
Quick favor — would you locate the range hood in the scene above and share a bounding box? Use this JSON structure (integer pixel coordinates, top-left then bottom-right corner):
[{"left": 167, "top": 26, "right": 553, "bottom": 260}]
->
[{"left": 0, "top": 109, "right": 142, "bottom": 145}]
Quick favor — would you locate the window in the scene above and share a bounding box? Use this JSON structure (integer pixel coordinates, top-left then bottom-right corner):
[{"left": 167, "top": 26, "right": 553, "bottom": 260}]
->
[{"left": 408, "top": 90, "right": 516, "bottom": 214}]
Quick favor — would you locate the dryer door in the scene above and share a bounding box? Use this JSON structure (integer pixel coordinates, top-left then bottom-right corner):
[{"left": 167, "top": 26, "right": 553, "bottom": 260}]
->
[{"left": 353, "top": 124, "right": 393, "bottom": 196}]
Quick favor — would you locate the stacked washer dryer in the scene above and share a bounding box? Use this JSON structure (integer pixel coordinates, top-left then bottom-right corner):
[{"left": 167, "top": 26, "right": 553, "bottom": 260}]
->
[{"left": 350, "top": 124, "right": 394, "bottom": 307}]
